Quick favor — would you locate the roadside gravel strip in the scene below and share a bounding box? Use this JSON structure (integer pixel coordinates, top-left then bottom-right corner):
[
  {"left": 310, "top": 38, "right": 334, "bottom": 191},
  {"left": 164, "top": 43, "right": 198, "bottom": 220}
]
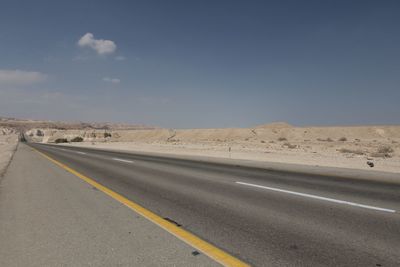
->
[
  {"left": 0, "top": 144, "right": 221, "bottom": 266},
  {"left": 0, "top": 133, "right": 18, "bottom": 177}
]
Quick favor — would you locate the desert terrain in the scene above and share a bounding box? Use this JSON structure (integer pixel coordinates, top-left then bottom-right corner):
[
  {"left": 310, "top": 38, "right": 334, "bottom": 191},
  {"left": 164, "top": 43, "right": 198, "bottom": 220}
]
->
[
  {"left": 25, "top": 122, "right": 400, "bottom": 173},
  {"left": 0, "top": 128, "right": 18, "bottom": 176}
]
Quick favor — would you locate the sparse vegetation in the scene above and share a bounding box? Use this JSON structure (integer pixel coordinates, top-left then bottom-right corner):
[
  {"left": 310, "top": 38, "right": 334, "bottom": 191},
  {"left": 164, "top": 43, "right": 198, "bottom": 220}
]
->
[
  {"left": 36, "top": 130, "right": 44, "bottom": 137},
  {"left": 55, "top": 138, "right": 68, "bottom": 143},
  {"left": 283, "top": 142, "right": 297, "bottom": 149},
  {"left": 377, "top": 145, "right": 394, "bottom": 154},
  {"left": 277, "top": 137, "right": 287, "bottom": 141},
  {"left": 369, "top": 146, "right": 394, "bottom": 158},
  {"left": 370, "top": 152, "right": 392, "bottom": 158},
  {"left": 317, "top": 138, "right": 333, "bottom": 142},
  {"left": 338, "top": 137, "right": 347, "bottom": 142},
  {"left": 338, "top": 148, "right": 364, "bottom": 155},
  {"left": 71, "top": 136, "right": 84, "bottom": 142},
  {"left": 104, "top": 132, "right": 112, "bottom": 138},
  {"left": 260, "top": 140, "right": 266, "bottom": 143}
]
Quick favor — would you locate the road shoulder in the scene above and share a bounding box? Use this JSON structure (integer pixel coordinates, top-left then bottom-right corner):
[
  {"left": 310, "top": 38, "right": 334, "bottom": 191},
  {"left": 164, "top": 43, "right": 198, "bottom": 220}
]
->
[{"left": 0, "top": 144, "right": 219, "bottom": 266}]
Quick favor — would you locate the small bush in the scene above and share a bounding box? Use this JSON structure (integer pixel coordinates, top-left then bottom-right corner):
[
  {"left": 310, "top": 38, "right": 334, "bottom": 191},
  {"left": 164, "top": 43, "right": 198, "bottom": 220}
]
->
[
  {"left": 71, "top": 136, "right": 84, "bottom": 142},
  {"left": 338, "top": 137, "right": 347, "bottom": 142},
  {"left": 260, "top": 140, "right": 266, "bottom": 143},
  {"left": 36, "top": 130, "right": 44, "bottom": 137},
  {"left": 283, "top": 142, "right": 297, "bottom": 149},
  {"left": 104, "top": 132, "right": 112, "bottom": 138},
  {"left": 55, "top": 138, "right": 68, "bottom": 143},
  {"left": 370, "top": 152, "right": 392, "bottom": 158},
  {"left": 278, "top": 137, "right": 287, "bottom": 141},
  {"left": 377, "top": 146, "right": 394, "bottom": 154},
  {"left": 317, "top": 138, "right": 333, "bottom": 142},
  {"left": 338, "top": 148, "right": 364, "bottom": 155}
]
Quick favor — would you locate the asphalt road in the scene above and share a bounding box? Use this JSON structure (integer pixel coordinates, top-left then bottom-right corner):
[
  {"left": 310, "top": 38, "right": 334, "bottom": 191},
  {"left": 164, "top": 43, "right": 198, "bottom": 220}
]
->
[{"left": 13, "top": 143, "right": 400, "bottom": 266}]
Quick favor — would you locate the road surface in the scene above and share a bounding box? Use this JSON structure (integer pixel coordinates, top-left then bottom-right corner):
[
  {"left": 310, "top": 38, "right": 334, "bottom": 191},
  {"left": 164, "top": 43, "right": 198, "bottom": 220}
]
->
[{"left": 2, "top": 142, "right": 400, "bottom": 266}]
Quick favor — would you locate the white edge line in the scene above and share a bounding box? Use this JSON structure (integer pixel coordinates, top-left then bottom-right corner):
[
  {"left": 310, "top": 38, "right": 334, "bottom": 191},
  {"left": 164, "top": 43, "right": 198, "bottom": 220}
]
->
[
  {"left": 235, "top": 181, "right": 396, "bottom": 213},
  {"left": 76, "top": 151, "right": 86, "bottom": 155},
  {"left": 112, "top": 158, "right": 134, "bottom": 163}
]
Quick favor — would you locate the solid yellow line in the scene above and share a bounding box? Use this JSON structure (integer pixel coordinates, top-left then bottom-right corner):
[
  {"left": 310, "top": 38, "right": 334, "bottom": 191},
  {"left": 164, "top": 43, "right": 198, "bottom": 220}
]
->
[{"left": 32, "top": 147, "right": 250, "bottom": 267}]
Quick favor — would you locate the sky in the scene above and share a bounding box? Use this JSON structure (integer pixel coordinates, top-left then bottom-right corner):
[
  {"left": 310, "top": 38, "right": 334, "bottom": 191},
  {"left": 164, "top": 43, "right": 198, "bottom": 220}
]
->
[{"left": 0, "top": 0, "right": 399, "bottom": 128}]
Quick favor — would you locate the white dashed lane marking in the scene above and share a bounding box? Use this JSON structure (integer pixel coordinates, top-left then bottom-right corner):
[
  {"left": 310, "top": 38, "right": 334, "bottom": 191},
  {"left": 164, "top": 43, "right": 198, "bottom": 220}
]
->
[
  {"left": 112, "top": 158, "right": 134, "bottom": 163},
  {"left": 236, "top": 181, "right": 396, "bottom": 213}
]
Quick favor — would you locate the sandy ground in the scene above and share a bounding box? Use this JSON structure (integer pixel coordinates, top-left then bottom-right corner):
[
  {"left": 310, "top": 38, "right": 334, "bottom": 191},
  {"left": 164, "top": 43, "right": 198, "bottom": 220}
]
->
[
  {"left": 0, "top": 128, "right": 18, "bottom": 176},
  {"left": 29, "top": 124, "right": 400, "bottom": 174}
]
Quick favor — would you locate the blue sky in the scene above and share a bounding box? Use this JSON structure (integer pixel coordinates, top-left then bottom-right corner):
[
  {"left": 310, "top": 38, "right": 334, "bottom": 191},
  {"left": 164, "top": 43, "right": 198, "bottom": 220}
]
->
[{"left": 0, "top": 0, "right": 399, "bottom": 128}]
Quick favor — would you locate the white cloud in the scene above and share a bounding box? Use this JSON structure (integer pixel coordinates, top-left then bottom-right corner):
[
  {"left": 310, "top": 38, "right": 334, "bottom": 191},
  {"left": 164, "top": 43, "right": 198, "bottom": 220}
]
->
[
  {"left": 78, "top": 33, "right": 116, "bottom": 55},
  {"left": 102, "top": 77, "right": 120, "bottom": 84},
  {"left": 0, "top": 69, "right": 47, "bottom": 86},
  {"left": 115, "top": 55, "right": 126, "bottom": 61}
]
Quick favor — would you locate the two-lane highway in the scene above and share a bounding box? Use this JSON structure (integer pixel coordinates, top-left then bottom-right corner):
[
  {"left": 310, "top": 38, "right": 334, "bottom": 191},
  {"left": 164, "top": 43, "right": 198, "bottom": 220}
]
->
[{"left": 29, "top": 143, "right": 400, "bottom": 266}]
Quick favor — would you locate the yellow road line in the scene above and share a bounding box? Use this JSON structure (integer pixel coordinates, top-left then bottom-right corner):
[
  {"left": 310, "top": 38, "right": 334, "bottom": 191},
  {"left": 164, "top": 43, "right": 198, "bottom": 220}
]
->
[{"left": 32, "top": 147, "right": 250, "bottom": 267}]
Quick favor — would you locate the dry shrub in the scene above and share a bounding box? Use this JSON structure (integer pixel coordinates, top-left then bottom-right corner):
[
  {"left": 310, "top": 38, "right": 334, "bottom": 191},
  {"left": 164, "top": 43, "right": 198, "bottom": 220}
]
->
[
  {"left": 278, "top": 137, "right": 287, "bottom": 141},
  {"left": 370, "top": 152, "right": 392, "bottom": 158},
  {"left": 71, "top": 136, "right": 83, "bottom": 142},
  {"left": 36, "top": 130, "right": 44, "bottom": 137},
  {"left": 377, "top": 145, "right": 394, "bottom": 154},
  {"left": 317, "top": 138, "right": 333, "bottom": 142},
  {"left": 283, "top": 142, "right": 297, "bottom": 149},
  {"left": 338, "top": 148, "right": 364, "bottom": 155},
  {"left": 338, "top": 137, "right": 347, "bottom": 142}
]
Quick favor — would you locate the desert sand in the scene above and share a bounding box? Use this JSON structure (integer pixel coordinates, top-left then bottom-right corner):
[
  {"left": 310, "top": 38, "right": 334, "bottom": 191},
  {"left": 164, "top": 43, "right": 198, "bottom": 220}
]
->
[
  {"left": 0, "top": 128, "right": 18, "bottom": 176},
  {"left": 27, "top": 123, "right": 400, "bottom": 173}
]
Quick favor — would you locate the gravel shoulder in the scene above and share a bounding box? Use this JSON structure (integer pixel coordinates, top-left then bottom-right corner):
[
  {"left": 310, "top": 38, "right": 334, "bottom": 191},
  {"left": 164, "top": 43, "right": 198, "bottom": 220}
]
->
[{"left": 0, "top": 130, "right": 18, "bottom": 177}]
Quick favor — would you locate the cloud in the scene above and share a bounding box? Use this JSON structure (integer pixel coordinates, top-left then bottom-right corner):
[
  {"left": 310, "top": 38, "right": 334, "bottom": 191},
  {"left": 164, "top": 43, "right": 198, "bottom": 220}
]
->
[
  {"left": 78, "top": 33, "right": 116, "bottom": 55},
  {"left": 0, "top": 69, "right": 47, "bottom": 86},
  {"left": 102, "top": 77, "right": 120, "bottom": 84},
  {"left": 115, "top": 55, "right": 126, "bottom": 61}
]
